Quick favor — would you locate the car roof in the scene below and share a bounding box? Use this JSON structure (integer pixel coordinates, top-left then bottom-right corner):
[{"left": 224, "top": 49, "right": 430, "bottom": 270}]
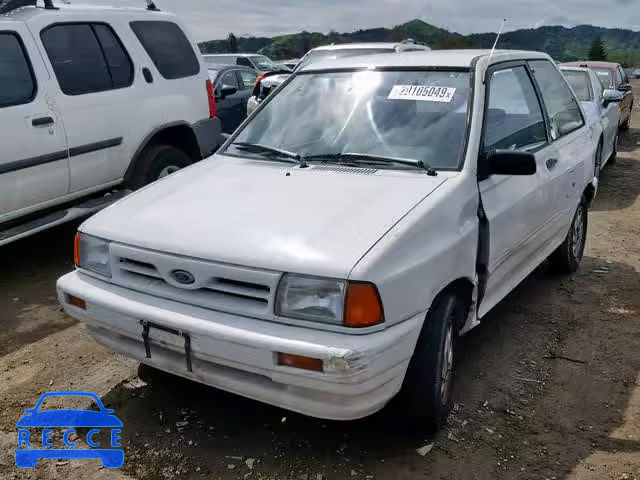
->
[
  {"left": 299, "top": 49, "right": 551, "bottom": 72},
  {"left": 0, "top": 2, "right": 175, "bottom": 23},
  {"left": 559, "top": 66, "right": 590, "bottom": 73},
  {"left": 562, "top": 61, "right": 620, "bottom": 69},
  {"left": 311, "top": 42, "right": 427, "bottom": 52}
]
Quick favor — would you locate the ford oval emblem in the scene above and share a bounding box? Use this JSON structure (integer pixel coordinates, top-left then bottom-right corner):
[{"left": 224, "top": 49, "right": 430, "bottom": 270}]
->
[{"left": 171, "top": 270, "right": 195, "bottom": 285}]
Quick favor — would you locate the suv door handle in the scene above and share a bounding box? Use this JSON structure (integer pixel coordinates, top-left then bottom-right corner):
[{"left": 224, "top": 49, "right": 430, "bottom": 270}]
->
[
  {"left": 546, "top": 158, "right": 558, "bottom": 170},
  {"left": 142, "top": 67, "right": 154, "bottom": 83},
  {"left": 32, "top": 116, "right": 54, "bottom": 127}
]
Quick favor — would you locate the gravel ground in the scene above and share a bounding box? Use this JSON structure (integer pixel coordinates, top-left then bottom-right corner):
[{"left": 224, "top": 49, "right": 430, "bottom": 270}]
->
[{"left": 1, "top": 81, "right": 639, "bottom": 480}]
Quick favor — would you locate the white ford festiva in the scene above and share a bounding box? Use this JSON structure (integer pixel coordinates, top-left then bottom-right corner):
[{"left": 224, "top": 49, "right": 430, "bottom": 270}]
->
[{"left": 58, "top": 50, "right": 596, "bottom": 430}]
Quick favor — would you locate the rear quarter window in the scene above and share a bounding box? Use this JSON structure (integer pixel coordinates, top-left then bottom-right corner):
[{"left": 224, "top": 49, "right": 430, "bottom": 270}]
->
[{"left": 130, "top": 21, "right": 199, "bottom": 79}]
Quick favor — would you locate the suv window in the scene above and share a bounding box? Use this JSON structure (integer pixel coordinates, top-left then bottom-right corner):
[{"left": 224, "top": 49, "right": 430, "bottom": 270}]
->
[
  {"left": 237, "top": 57, "right": 253, "bottom": 68},
  {"left": 529, "top": 60, "right": 584, "bottom": 140},
  {"left": 0, "top": 32, "right": 35, "bottom": 108},
  {"left": 41, "top": 23, "right": 132, "bottom": 95},
  {"left": 617, "top": 66, "right": 629, "bottom": 85},
  {"left": 237, "top": 70, "right": 257, "bottom": 90},
  {"left": 130, "top": 21, "right": 199, "bottom": 79},
  {"left": 483, "top": 66, "right": 547, "bottom": 151}
]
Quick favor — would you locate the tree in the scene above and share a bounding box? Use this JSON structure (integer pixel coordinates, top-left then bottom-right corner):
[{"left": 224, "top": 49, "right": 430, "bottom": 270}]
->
[
  {"left": 227, "top": 33, "right": 238, "bottom": 53},
  {"left": 589, "top": 38, "right": 607, "bottom": 61}
]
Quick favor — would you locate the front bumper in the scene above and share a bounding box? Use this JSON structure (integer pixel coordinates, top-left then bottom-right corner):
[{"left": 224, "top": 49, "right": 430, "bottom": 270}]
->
[{"left": 57, "top": 271, "right": 423, "bottom": 420}]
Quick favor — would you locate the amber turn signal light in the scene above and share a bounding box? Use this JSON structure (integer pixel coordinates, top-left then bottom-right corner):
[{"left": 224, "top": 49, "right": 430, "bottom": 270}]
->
[
  {"left": 277, "top": 353, "right": 323, "bottom": 372},
  {"left": 344, "top": 282, "right": 384, "bottom": 328},
  {"left": 66, "top": 294, "right": 86, "bottom": 310}
]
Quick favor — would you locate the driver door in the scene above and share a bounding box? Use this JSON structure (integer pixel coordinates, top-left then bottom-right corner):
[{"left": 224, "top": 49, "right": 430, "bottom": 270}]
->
[
  {"left": 477, "top": 63, "right": 558, "bottom": 317},
  {"left": 215, "top": 69, "right": 244, "bottom": 133}
]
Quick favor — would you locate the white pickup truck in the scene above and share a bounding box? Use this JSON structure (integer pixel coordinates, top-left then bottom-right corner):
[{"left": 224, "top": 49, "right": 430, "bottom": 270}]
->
[
  {"left": 58, "top": 49, "right": 597, "bottom": 431},
  {"left": 0, "top": 0, "right": 220, "bottom": 245}
]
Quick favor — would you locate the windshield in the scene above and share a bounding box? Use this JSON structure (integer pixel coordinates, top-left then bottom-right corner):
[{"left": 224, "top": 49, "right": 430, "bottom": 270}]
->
[
  {"left": 295, "top": 48, "right": 394, "bottom": 71},
  {"left": 593, "top": 68, "right": 614, "bottom": 89},
  {"left": 251, "top": 55, "right": 277, "bottom": 71},
  {"left": 225, "top": 70, "right": 471, "bottom": 170},
  {"left": 562, "top": 71, "right": 592, "bottom": 102}
]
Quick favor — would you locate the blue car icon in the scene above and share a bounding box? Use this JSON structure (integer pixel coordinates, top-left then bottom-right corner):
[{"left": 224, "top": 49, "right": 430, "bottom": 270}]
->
[{"left": 15, "top": 391, "right": 123, "bottom": 468}]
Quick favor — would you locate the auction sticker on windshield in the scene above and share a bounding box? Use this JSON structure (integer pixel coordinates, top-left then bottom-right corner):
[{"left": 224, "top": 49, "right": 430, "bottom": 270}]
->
[{"left": 388, "top": 85, "right": 456, "bottom": 102}]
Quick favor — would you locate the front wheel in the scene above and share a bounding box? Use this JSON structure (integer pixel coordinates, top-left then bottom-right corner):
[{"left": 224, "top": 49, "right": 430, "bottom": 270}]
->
[
  {"left": 393, "top": 291, "right": 465, "bottom": 432},
  {"left": 127, "top": 144, "right": 191, "bottom": 190},
  {"left": 549, "top": 198, "right": 588, "bottom": 274},
  {"left": 594, "top": 140, "right": 603, "bottom": 180},
  {"left": 608, "top": 133, "right": 618, "bottom": 166}
]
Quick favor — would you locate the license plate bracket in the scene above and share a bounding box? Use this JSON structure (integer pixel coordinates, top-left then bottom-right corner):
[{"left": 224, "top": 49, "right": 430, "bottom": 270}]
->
[{"left": 140, "top": 320, "right": 192, "bottom": 372}]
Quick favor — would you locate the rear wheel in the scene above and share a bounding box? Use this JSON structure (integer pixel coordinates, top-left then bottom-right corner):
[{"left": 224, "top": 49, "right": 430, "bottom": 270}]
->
[
  {"left": 549, "top": 198, "right": 588, "bottom": 274},
  {"left": 127, "top": 144, "right": 191, "bottom": 190},
  {"left": 394, "top": 291, "right": 465, "bottom": 432}
]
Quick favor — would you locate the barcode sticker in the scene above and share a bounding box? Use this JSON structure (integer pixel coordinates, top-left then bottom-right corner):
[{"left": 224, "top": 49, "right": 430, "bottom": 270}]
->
[{"left": 388, "top": 85, "right": 456, "bottom": 102}]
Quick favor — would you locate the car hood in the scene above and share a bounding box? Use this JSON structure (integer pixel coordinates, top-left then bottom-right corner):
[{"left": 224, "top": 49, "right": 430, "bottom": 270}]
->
[
  {"left": 16, "top": 410, "right": 122, "bottom": 428},
  {"left": 84, "top": 156, "right": 447, "bottom": 278}
]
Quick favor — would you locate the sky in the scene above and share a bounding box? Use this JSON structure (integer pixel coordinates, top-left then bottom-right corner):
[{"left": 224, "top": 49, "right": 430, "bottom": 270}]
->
[{"left": 80, "top": 0, "right": 640, "bottom": 42}]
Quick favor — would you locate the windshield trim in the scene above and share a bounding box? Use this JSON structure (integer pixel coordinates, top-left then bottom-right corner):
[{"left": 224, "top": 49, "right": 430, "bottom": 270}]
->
[{"left": 220, "top": 66, "right": 476, "bottom": 172}]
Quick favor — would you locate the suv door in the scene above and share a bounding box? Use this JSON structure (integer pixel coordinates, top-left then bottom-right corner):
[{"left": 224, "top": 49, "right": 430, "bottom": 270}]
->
[
  {"left": 215, "top": 70, "right": 244, "bottom": 133},
  {"left": 477, "top": 63, "right": 558, "bottom": 316},
  {"left": 36, "top": 20, "right": 135, "bottom": 193},
  {"left": 0, "top": 26, "right": 69, "bottom": 221}
]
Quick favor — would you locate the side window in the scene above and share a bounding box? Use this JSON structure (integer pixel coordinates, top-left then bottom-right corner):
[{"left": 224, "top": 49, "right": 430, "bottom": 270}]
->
[
  {"left": 41, "top": 23, "right": 133, "bottom": 95},
  {"left": 529, "top": 60, "right": 584, "bottom": 140},
  {"left": 237, "top": 70, "right": 257, "bottom": 90},
  {"left": 0, "top": 32, "right": 36, "bottom": 108},
  {"left": 93, "top": 24, "right": 133, "bottom": 88},
  {"left": 591, "top": 72, "right": 603, "bottom": 99},
  {"left": 618, "top": 66, "right": 629, "bottom": 85},
  {"left": 220, "top": 71, "right": 240, "bottom": 89},
  {"left": 237, "top": 57, "right": 253, "bottom": 68},
  {"left": 483, "top": 66, "right": 547, "bottom": 151},
  {"left": 130, "top": 21, "right": 199, "bottom": 79}
]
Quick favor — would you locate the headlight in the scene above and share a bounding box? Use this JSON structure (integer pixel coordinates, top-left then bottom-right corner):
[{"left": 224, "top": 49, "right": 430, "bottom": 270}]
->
[
  {"left": 74, "top": 233, "right": 111, "bottom": 277},
  {"left": 276, "top": 274, "right": 384, "bottom": 328}
]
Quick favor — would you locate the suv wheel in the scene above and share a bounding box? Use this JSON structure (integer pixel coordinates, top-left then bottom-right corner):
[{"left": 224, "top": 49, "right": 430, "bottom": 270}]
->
[
  {"left": 549, "top": 198, "right": 588, "bottom": 274},
  {"left": 393, "top": 291, "right": 464, "bottom": 432},
  {"left": 128, "top": 144, "right": 191, "bottom": 190}
]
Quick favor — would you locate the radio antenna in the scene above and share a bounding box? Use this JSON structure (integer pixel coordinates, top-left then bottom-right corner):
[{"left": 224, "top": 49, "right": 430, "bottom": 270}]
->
[{"left": 488, "top": 18, "right": 507, "bottom": 64}]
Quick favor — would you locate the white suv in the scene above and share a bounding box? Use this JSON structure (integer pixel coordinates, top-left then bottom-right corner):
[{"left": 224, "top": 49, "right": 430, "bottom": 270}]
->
[
  {"left": 58, "top": 49, "right": 596, "bottom": 430},
  {"left": 0, "top": 0, "right": 220, "bottom": 245}
]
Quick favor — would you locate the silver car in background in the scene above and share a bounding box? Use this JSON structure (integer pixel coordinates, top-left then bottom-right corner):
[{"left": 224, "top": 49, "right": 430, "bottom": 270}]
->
[
  {"left": 246, "top": 40, "right": 430, "bottom": 115},
  {"left": 560, "top": 66, "right": 624, "bottom": 179}
]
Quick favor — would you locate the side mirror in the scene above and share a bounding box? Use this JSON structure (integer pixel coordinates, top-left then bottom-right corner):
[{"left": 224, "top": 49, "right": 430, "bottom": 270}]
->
[
  {"left": 218, "top": 84, "right": 238, "bottom": 98},
  {"left": 486, "top": 149, "right": 537, "bottom": 176},
  {"left": 603, "top": 89, "right": 624, "bottom": 106},
  {"left": 618, "top": 83, "right": 632, "bottom": 92}
]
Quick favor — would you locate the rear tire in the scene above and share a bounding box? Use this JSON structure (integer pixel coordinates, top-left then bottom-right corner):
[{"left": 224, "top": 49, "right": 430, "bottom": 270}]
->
[
  {"left": 549, "top": 198, "right": 588, "bottom": 274},
  {"left": 127, "top": 144, "right": 191, "bottom": 190},
  {"left": 393, "top": 291, "right": 465, "bottom": 432}
]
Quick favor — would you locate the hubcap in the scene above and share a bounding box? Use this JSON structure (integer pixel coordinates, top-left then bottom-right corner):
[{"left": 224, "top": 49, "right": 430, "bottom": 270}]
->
[
  {"left": 158, "top": 165, "right": 181, "bottom": 179},
  {"left": 440, "top": 324, "right": 454, "bottom": 405},
  {"left": 572, "top": 206, "right": 585, "bottom": 259}
]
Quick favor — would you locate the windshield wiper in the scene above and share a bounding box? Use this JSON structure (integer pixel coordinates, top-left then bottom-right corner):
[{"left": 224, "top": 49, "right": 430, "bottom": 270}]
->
[
  {"left": 230, "top": 142, "right": 308, "bottom": 167},
  {"left": 303, "top": 152, "right": 437, "bottom": 176}
]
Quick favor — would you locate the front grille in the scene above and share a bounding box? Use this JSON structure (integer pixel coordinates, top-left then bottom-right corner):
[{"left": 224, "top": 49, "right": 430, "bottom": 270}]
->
[{"left": 110, "top": 244, "right": 281, "bottom": 318}]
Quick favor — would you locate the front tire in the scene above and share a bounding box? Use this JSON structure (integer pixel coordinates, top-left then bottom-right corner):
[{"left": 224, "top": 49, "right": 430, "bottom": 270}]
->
[
  {"left": 127, "top": 144, "right": 191, "bottom": 190},
  {"left": 608, "top": 133, "right": 618, "bottom": 166},
  {"left": 394, "top": 291, "right": 464, "bottom": 432},
  {"left": 549, "top": 198, "right": 588, "bottom": 274},
  {"left": 594, "top": 140, "right": 603, "bottom": 180}
]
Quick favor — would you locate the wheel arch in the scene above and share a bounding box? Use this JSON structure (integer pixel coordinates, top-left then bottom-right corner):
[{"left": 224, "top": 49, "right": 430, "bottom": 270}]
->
[
  {"left": 125, "top": 122, "right": 201, "bottom": 184},
  {"left": 431, "top": 277, "right": 476, "bottom": 332}
]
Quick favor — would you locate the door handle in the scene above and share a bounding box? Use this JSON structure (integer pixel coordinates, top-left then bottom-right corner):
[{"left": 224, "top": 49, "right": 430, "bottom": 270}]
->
[
  {"left": 546, "top": 158, "right": 558, "bottom": 170},
  {"left": 32, "top": 116, "right": 54, "bottom": 127}
]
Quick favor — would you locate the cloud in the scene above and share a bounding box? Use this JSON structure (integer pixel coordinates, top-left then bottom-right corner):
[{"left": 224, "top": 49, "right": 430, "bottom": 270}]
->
[{"left": 79, "top": 0, "right": 640, "bottom": 42}]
